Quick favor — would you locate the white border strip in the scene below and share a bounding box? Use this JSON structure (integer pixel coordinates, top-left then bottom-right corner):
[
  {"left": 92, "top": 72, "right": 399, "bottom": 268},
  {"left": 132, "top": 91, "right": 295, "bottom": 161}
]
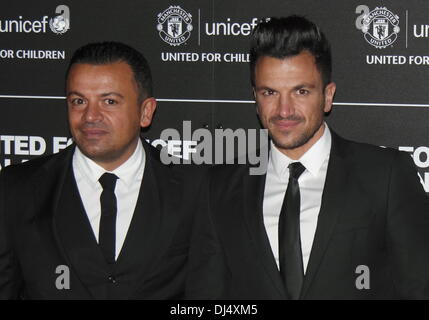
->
[
  {"left": 334, "top": 102, "right": 429, "bottom": 108},
  {"left": 157, "top": 98, "right": 255, "bottom": 103},
  {"left": 1, "top": 95, "right": 429, "bottom": 108},
  {"left": 0, "top": 95, "right": 66, "bottom": 99}
]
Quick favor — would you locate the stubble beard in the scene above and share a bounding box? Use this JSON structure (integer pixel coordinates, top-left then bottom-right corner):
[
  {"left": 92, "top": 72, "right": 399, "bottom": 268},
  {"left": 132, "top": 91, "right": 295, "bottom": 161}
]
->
[{"left": 270, "top": 118, "right": 324, "bottom": 151}]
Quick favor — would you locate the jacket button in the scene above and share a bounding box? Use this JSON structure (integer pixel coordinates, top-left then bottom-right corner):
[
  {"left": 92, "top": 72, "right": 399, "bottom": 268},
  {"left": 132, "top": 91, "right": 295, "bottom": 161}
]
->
[{"left": 108, "top": 275, "right": 117, "bottom": 284}]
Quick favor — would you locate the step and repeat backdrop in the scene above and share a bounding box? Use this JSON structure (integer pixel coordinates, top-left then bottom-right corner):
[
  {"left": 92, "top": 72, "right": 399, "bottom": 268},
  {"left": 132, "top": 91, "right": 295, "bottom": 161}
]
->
[{"left": 0, "top": 0, "right": 428, "bottom": 194}]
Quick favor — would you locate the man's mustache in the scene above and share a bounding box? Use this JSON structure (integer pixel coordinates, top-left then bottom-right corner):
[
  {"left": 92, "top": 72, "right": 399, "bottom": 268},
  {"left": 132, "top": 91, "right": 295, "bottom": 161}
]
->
[
  {"left": 269, "top": 115, "right": 304, "bottom": 123},
  {"left": 78, "top": 122, "right": 108, "bottom": 130}
]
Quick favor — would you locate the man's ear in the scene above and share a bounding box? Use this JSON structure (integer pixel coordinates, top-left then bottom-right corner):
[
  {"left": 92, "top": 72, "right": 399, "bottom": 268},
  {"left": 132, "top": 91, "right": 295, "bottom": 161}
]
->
[
  {"left": 323, "top": 82, "right": 336, "bottom": 113},
  {"left": 140, "top": 97, "right": 157, "bottom": 128},
  {"left": 253, "top": 87, "right": 259, "bottom": 115}
]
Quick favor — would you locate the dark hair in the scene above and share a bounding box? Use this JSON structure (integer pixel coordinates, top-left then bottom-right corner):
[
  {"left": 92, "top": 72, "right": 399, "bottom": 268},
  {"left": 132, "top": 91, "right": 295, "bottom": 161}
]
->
[
  {"left": 250, "top": 15, "right": 332, "bottom": 88},
  {"left": 66, "top": 41, "right": 153, "bottom": 101}
]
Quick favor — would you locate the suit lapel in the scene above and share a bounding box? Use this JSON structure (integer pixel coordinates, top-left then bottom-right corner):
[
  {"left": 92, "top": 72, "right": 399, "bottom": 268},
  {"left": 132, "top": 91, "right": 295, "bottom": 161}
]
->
[
  {"left": 116, "top": 141, "right": 183, "bottom": 295},
  {"left": 300, "top": 132, "right": 349, "bottom": 298},
  {"left": 243, "top": 171, "right": 287, "bottom": 299},
  {"left": 55, "top": 164, "right": 112, "bottom": 298},
  {"left": 32, "top": 145, "right": 76, "bottom": 263},
  {"left": 33, "top": 145, "right": 74, "bottom": 225},
  {"left": 33, "top": 145, "right": 96, "bottom": 298},
  {"left": 114, "top": 146, "right": 162, "bottom": 272}
]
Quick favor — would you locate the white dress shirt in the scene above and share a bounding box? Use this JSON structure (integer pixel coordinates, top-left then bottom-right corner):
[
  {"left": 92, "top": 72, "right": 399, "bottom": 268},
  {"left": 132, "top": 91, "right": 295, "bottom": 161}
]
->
[
  {"left": 72, "top": 140, "right": 145, "bottom": 260},
  {"left": 263, "top": 123, "right": 331, "bottom": 273}
]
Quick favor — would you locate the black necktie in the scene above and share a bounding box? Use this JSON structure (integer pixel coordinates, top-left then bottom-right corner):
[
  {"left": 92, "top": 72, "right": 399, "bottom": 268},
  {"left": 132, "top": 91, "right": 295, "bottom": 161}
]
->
[
  {"left": 278, "top": 162, "right": 306, "bottom": 299},
  {"left": 99, "top": 172, "right": 118, "bottom": 264}
]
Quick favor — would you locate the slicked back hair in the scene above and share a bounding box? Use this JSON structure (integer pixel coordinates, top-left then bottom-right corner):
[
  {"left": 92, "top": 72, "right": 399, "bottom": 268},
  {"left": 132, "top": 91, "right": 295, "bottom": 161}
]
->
[
  {"left": 66, "top": 41, "right": 153, "bottom": 102},
  {"left": 250, "top": 16, "right": 332, "bottom": 88}
]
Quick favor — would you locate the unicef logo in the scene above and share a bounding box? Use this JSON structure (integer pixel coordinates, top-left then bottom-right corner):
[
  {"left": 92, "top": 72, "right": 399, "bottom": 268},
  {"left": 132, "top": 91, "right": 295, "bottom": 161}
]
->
[
  {"left": 157, "top": 6, "right": 193, "bottom": 46},
  {"left": 49, "top": 5, "right": 70, "bottom": 35},
  {"left": 356, "top": 6, "right": 399, "bottom": 49}
]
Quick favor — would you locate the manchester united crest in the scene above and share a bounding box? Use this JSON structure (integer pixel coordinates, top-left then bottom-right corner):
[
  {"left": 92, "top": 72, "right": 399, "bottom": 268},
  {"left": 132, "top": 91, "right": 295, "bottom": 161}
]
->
[
  {"left": 360, "top": 7, "right": 400, "bottom": 49},
  {"left": 157, "top": 6, "right": 193, "bottom": 46}
]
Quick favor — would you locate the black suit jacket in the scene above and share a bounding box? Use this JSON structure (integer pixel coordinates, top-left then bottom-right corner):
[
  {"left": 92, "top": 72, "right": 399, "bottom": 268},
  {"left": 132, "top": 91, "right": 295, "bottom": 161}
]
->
[
  {"left": 202, "top": 132, "right": 429, "bottom": 299},
  {"left": 0, "top": 140, "right": 206, "bottom": 299}
]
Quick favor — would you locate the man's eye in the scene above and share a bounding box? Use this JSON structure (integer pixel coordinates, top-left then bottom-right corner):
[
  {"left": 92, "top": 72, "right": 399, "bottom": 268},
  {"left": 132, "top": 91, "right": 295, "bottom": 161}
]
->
[
  {"left": 104, "top": 99, "right": 117, "bottom": 105},
  {"left": 262, "top": 90, "right": 275, "bottom": 96},
  {"left": 71, "top": 98, "right": 85, "bottom": 105},
  {"left": 297, "top": 89, "right": 309, "bottom": 95}
]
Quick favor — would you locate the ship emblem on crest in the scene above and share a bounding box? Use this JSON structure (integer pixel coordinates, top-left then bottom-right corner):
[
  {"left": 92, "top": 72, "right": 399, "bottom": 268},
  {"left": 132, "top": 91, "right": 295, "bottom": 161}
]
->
[{"left": 157, "top": 6, "right": 193, "bottom": 46}]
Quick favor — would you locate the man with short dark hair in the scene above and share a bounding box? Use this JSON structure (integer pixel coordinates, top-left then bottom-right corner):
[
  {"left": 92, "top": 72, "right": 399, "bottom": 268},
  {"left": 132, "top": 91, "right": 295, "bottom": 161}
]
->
[
  {"left": 0, "top": 41, "right": 206, "bottom": 299},
  {"left": 203, "top": 16, "right": 429, "bottom": 299}
]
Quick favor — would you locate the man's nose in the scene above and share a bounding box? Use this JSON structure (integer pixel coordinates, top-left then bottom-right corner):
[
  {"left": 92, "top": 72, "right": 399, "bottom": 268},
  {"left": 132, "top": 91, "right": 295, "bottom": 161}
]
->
[
  {"left": 278, "top": 94, "right": 295, "bottom": 118},
  {"left": 83, "top": 102, "right": 103, "bottom": 122}
]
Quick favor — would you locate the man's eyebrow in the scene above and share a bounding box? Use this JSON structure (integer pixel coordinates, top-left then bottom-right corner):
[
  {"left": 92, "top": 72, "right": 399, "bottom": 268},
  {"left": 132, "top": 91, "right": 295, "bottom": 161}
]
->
[
  {"left": 254, "top": 86, "right": 275, "bottom": 91},
  {"left": 67, "top": 91, "right": 83, "bottom": 97},
  {"left": 254, "top": 83, "right": 317, "bottom": 91},
  {"left": 66, "top": 91, "right": 125, "bottom": 99},
  {"left": 293, "top": 83, "right": 316, "bottom": 90},
  {"left": 100, "top": 92, "right": 124, "bottom": 99}
]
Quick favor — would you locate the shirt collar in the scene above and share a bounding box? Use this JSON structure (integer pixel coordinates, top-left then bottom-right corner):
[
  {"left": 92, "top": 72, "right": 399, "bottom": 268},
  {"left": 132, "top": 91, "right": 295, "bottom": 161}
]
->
[
  {"left": 73, "top": 139, "right": 145, "bottom": 190},
  {"left": 270, "top": 122, "right": 332, "bottom": 178}
]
